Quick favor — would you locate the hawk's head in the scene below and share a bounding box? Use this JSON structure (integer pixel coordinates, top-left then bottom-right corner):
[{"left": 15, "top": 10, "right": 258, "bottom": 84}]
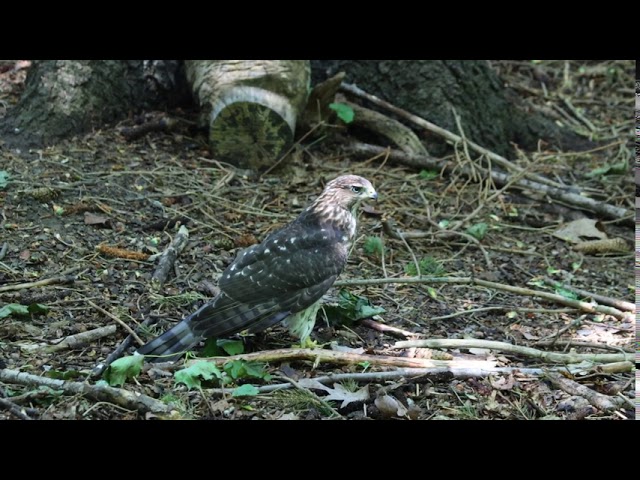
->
[{"left": 320, "top": 175, "right": 377, "bottom": 212}]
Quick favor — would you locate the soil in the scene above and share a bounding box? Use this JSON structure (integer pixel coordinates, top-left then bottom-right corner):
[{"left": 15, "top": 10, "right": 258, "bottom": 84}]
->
[{"left": 0, "top": 60, "right": 634, "bottom": 420}]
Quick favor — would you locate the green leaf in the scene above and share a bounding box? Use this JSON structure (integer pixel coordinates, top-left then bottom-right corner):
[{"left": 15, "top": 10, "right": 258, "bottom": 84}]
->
[
  {"left": 418, "top": 169, "right": 438, "bottom": 180},
  {"left": 224, "top": 360, "right": 245, "bottom": 379},
  {"left": 465, "top": 222, "right": 488, "bottom": 240},
  {"left": 554, "top": 287, "right": 578, "bottom": 300},
  {"left": 174, "top": 361, "right": 223, "bottom": 389},
  {"left": 335, "top": 289, "right": 385, "bottom": 322},
  {"left": 0, "top": 304, "right": 30, "bottom": 319},
  {"left": 28, "top": 303, "right": 49, "bottom": 315},
  {"left": 329, "top": 103, "right": 355, "bottom": 124},
  {"left": 231, "top": 384, "right": 259, "bottom": 397},
  {"left": 0, "top": 170, "right": 9, "bottom": 189},
  {"left": 103, "top": 355, "right": 144, "bottom": 387},
  {"left": 200, "top": 337, "right": 225, "bottom": 357},
  {"left": 217, "top": 339, "right": 244, "bottom": 356},
  {"left": 44, "top": 370, "right": 82, "bottom": 380}
]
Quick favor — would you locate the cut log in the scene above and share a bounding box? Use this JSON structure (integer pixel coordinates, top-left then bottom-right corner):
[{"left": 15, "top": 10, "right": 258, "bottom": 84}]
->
[{"left": 185, "top": 60, "right": 310, "bottom": 170}]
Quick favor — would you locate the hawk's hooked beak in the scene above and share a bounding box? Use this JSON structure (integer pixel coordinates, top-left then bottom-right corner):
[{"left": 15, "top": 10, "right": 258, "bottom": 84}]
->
[{"left": 368, "top": 189, "right": 378, "bottom": 201}]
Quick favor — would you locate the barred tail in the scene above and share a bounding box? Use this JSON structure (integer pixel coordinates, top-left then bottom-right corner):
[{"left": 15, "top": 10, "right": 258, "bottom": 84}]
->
[{"left": 136, "top": 320, "right": 200, "bottom": 363}]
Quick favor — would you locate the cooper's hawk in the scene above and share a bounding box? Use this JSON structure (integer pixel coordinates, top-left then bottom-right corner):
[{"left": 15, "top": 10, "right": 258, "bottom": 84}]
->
[{"left": 137, "top": 174, "right": 377, "bottom": 362}]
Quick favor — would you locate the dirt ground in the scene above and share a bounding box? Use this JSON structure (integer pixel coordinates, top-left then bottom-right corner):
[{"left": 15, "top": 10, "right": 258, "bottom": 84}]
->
[{"left": 0, "top": 60, "right": 635, "bottom": 420}]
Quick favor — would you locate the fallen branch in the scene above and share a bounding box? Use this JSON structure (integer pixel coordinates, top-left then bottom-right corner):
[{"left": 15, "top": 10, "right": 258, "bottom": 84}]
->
[
  {"left": 42, "top": 325, "right": 117, "bottom": 353},
  {"left": 392, "top": 339, "right": 633, "bottom": 365},
  {"left": 0, "top": 368, "right": 173, "bottom": 415},
  {"left": 0, "top": 275, "right": 76, "bottom": 293},
  {"left": 342, "top": 82, "right": 568, "bottom": 189},
  {"left": 544, "top": 371, "right": 621, "bottom": 411},
  {"left": 347, "top": 142, "right": 632, "bottom": 224},
  {"left": 532, "top": 339, "right": 634, "bottom": 353},
  {"left": 180, "top": 348, "right": 497, "bottom": 371},
  {"left": 150, "top": 225, "right": 189, "bottom": 291},
  {"left": 0, "top": 396, "right": 34, "bottom": 420},
  {"left": 334, "top": 275, "right": 632, "bottom": 321},
  {"left": 542, "top": 277, "right": 634, "bottom": 312}
]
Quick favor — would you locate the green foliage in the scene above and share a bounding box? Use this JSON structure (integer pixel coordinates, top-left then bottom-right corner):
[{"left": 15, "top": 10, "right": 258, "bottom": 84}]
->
[
  {"left": 44, "top": 370, "right": 82, "bottom": 380},
  {"left": 0, "top": 170, "right": 8, "bottom": 189},
  {"left": 586, "top": 159, "right": 628, "bottom": 177},
  {"left": 216, "top": 339, "right": 244, "bottom": 356},
  {"left": 103, "top": 355, "right": 144, "bottom": 387},
  {"left": 418, "top": 169, "right": 438, "bottom": 180},
  {"left": 174, "top": 361, "right": 223, "bottom": 389},
  {"left": 0, "top": 303, "right": 48, "bottom": 319},
  {"left": 323, "top": 289, "right": 386, "bottom": 326},
  {"left": 231, "top": 384, "right": 260, "bottom": 397},
  {"left": 363, "top": 236, "right": 384, "bottom": 258},
  {"left": 223, "top": 360, "right": 272, "bottom": 382},
  {"left": 404, "top": 256, "right": 445, "bottom": 277},
  {"left": 329, "top": 103, "right": 355, "bottom": 124},
  {"left": 465, "top": 222, "right": 488, "bottom": 240}
]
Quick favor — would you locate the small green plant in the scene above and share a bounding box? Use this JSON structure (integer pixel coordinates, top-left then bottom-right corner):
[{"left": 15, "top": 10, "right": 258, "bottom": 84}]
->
[
  {"left": 418, "top": 169, "right": 438, "bottom": 180},
  {"left": 329, "top": 103, "right": 355, "bottom": 124},
  {"left": 0, "top": 303, "right": 48, "bottom": 319},
  {"left": 103, "top": 355, "right": 144, "bottom": 387},
  {"left": 323, "top": 289, "right": 386, "bottom": 325},
  {"left": 404, "top": 256, "right": 445, "bottom": 277},
  {"left": 363, "top": 236, "right": 384, "bottom": 258},
  {"left": 465, "top": 223, "right": 488, "bottom": 240}
]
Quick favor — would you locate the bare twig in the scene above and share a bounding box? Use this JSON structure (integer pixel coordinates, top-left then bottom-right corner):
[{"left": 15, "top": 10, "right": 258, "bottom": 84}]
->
[
  {"left": 360, "top": 318, "right": 420, "bottom": 339},
  {"left": 341, "top": 82, "right": 566, "bottom": 189},
  {"left": 0, "top": 275, "right": 76, "bottom": 293},
  {"left": 87, "top": 300, "right": 144, "bottom": 346},
  {"left": 42, "top": 325, "right": 117, "bottom": 353},
  {"left": 0, "top": 368, "right": 173, "bottom": 415},
  {"left": 347, "top": 143, "right": 632, "bottom": 223},
  {"left": 180, "top": 348, "right": 497, "bottom": 371},
  {"left": 392, "top": 339, "right": 633, "bottom": 365},
  {"left": 334, "top": 275, "right": 631, "bottom": 321},
  {"left": 150, "top": 225, "right": 190, "bottom": 291},
  {"left": 542, "top": 277, "right": 634, "bottom": 312},
  {"left": 0, "top": 397, "right": 34, "bottom": 420},
  {"left": 544, "top": 372, "right": 621, "bottom": 411}
]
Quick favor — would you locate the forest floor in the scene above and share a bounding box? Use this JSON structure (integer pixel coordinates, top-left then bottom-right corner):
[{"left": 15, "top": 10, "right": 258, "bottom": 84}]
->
[{"left": 0, "top": 60, "right": 635, "bottom": 420}]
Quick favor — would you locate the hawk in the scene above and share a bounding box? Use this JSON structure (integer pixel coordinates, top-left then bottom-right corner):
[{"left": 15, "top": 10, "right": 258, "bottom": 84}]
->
[{"left": 137, "top": 174, "right": 377, "bottom": 362}]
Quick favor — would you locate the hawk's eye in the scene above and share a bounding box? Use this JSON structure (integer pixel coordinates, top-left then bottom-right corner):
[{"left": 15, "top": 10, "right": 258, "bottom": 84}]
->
[{"left": 350, "top": 185, "right": 363, "bottom": 194}]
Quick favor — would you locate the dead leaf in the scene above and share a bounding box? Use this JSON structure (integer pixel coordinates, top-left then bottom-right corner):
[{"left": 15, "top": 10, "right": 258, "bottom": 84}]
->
[
  {"left": 375, "top": 394, "right": 408, "bottom": 418},
  {"left": 84, "top": 212, "right": 110, "bottom": 225},
  {"left": 298, "top": 378, "right": 370, "bottom": 409},
  {"left": 19, "top": 249, "right": 30, "bottom": 260},
  {"left": 277, "top": 412, "right": 300, "bottom": 420},
  {"left": 552, "top": 219, "right": 607, "bottom": 244},
  {"left": 489, "top": 374, "right": 515, "bottom": 391}
]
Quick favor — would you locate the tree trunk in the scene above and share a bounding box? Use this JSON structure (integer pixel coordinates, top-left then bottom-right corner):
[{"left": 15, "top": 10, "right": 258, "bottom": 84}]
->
[
  {"left": 0, "top": 60, "right": 189, "bottom": 148},
  {"left": 311, "top": 60, "right": 588, "bottom": 157}
]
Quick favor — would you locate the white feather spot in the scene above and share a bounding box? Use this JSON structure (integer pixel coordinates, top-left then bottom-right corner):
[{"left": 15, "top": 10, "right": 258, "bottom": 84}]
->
[
  {"left": 279, "top": 245, "right": 287, "bottom": 251},
  {"left": 286, "top": 259, "right": 291, "bottom": 264},
  {"left": 264, "top": 248, "right": 270, "bottom": 254},
  {"left": 273, "top": 239, "right": 278, "bottom": 244},
  {"left": 230, "top": 264, "right": 237, "bottom": 271},
  {"left": 342, "top": 236, "right": 349, "bottom": 242},
  {"left": 314, "top": 249, "right": 319, "bottom": 253},
  {"left": 290, "top": 237, "right": 296, "bottom": 244},
  {"left": 322, "top": 235, "right": 328, "bottom": 240},
  {"left": 320, "top": 228, "right": 326, "bottom": 232},
  {"left": 226, "top": 274, "right": 231, "bottom": 279},
  {"left": 268, "top": 274, "right": 273, "bottom": 278},
  {"left": 250, "top": 275, "right": 254, "bottom": 281}
]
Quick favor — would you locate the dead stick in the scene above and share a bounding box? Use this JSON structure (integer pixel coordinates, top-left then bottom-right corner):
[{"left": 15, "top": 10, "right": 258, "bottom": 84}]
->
[
  {"left": 334, "top": 275, "right": 631, "bottom": 321},
  {"left": 347, "top": 142, "right": 631, "bottom": 223},
  {"left": 360, "top": 318, "right": 420, "bottom": 339},
  {"left": 42, "top": 325, "right": 117, "bottom": 353},
  {"left": 87, "top": 300, "right": 144, "bottom": 345},
  {"left": 0, "top": 397, "right": 34, "bottom": 420},
  {"left": 545, "top": 371, "right": 620, "bottom": 411},
  {"left": 0, "top": 275, "right": 76, "bottom": 293},
  {"left": 0, "top": 368, "right": 172, "bottom": 415},
  {"left": 542, "top": 277, "right": 634, "bottom": 312},
  {"left": 179, "top": 348, "right": 497, "bottom": 371},
  {"left": 342, "top": 82, "right": 566, "bottom": 189},
  {"left": 150, "top": 225, "right": 189, "bottom": 291},
  {"left": 393, "top": 339, "right": 632, "bottom": 364}
]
